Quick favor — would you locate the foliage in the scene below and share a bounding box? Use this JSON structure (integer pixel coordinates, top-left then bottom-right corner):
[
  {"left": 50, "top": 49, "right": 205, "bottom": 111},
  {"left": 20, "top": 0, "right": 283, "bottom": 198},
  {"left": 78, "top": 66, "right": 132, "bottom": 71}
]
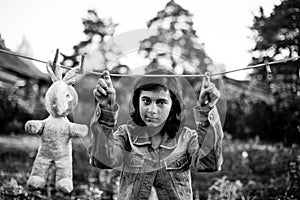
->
[
  {"left": 1, "top": 136, "right": 299, "bottom": 199},
  {"left": 0, "top": 138, "right": 115, "bottom": 200},
  {"left": 60, "top": 9, "right": 129, "bottom": 74},
  {"left": 0, "top": 87, "right": 21, "bottom": 133},
  {"left": 139, "top": 0, "right": 214, "bottom": 76},
  {"left": 192, "top": 138, "right": 300, "bottom": 200},
  {"left": 63, "top": 10, "right": 131, "bottom": 127},
  {"left": 251, "top": 0, "right": 300, "bottom": 59},
  {"left": 207, "top": 176, "right": 243, "bottom": 200},
  {"left": 248, "top": 0, "right": 300, "bottom": 143},
  {"left": 0, "top": 86, "right": 47, "bottom": 136},
  {"left": 224, "top": 90, "right": 300, "bottom": 144}
]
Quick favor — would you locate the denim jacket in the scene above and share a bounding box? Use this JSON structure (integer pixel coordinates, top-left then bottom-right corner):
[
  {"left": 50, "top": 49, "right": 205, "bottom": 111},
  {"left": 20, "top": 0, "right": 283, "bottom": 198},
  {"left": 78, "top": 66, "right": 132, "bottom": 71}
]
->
[{"left": 89, "top": 103, "right": 223, "bottom": 200}]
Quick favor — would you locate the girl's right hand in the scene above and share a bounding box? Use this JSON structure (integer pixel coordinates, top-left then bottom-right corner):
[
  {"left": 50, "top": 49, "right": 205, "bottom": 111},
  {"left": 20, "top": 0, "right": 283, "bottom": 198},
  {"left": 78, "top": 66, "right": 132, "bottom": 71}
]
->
[
  {"left": 93, "top": 70, "right": 116, "bottom": 111},
  {"left": 199, "top": 72, "right": 220, "bottom": 108}
]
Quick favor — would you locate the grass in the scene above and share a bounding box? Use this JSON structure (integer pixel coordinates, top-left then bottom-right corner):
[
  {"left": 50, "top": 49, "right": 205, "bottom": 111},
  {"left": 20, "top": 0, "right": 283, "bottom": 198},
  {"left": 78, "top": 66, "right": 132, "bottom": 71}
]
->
[
  {"left": 0, "top": 135, "right": 299, "bottom": 200},
  {"left": 193, "top": 136, "right": 300, "bottom": 200},
  {"left": 0, "top": 135, "right": 111, "bottom": 200}
]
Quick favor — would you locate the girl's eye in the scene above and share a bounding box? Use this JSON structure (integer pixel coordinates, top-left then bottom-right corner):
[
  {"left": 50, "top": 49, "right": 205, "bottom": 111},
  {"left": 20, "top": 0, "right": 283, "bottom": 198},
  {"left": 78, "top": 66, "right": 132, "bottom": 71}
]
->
[
  {"left": 157, "top": 100, "right": 167, "bottom": 105},
  {"left": 143, "top": 99, "right": 151, "bottom": 105}
]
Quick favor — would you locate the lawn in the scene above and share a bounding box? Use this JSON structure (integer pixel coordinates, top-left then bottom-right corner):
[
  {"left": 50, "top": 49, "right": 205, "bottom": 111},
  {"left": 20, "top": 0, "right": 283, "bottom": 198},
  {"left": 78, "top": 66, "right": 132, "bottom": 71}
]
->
[
  {"left": 0, "top": 134, "right": 299, "bottom": 200},
  {"left": 0, "top": 136, "right": 113, "bottom": 200}
]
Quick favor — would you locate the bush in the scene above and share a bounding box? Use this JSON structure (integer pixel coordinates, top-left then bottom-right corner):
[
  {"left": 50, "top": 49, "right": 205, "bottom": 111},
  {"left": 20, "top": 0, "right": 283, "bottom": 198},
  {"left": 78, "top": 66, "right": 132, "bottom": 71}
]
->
[
  {"left": 0, "top": 87, "right": 30, "bottom": 135},
  {"left": 224, "top": 93, "right": 300, "bottom": 145},
  {"left": 0, "top": 86, "right": 48, "bottom": 136},
  {"left": 192, "top": 138, "right": 300, "bottom": 200}
]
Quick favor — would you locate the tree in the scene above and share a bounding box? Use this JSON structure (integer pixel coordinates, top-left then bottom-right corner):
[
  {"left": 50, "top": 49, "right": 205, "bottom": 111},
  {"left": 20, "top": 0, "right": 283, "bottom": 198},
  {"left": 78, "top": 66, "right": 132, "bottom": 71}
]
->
[
  {"left": 138, "top": 0, "right": 228, "bottom": 134},
  {"left": 59, "top": 10, "right": 131, "bottom": 199},
  {"left": 61, "top": 10, "right": 129, "bottom": 74},
  {"left": 139, "top": 0, "right": 214, "bottom": 76},
  {"left": 250, "top": 0, "right": 300, "bottom": 108},
  {"left": 249, "top": 0, "right": 300, "bottom": 144}
]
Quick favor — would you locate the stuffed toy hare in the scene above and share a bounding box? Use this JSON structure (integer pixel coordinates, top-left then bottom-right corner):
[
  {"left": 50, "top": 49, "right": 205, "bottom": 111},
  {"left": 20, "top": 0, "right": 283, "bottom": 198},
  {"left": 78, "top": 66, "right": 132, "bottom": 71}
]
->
[{"left": 25, "top": 60, "right": 88, "bottom": 193}]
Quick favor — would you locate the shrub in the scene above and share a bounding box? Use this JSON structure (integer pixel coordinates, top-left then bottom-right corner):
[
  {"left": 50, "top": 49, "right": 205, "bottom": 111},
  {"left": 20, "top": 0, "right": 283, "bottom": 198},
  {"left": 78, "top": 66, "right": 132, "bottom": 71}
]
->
[
  {"left": 224, "top": 94, "right": 300, "bottom": 145},
  {"left": 0, "top": 85, "right": 48, "bottom": 136},
  {"left": 0, "top": 87, "right": 30, "bottom": 135},
  {"left": 193, "top": 138, "right": 300, "bottom": 200}
]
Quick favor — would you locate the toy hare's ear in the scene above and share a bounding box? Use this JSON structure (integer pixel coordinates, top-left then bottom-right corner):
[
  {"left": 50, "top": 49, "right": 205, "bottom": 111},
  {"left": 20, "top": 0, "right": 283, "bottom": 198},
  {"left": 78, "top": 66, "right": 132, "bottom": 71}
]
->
[
  {"left": 63, "top": 65, "right": 86, "bottom": 85},
  {"left": 46, "top": 61, "right": 62, "bottom": 82},
  {"left": 63, "top": 55, "right": 86, "bottom": 85}
]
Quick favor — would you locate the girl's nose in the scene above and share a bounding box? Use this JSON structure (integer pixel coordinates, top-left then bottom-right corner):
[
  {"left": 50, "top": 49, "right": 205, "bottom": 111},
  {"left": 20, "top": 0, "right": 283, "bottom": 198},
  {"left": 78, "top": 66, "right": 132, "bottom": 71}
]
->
[{"left": 148, "top": 103, "right": 157, "bottom": 114}]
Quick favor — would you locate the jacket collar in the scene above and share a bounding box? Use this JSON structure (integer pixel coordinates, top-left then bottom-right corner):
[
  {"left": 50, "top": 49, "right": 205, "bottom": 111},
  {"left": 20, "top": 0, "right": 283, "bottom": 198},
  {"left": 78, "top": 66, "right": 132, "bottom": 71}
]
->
[
  {"left": 159, "top": 134, "right": 177, "bottom": 149},
  {"left": 127, "top": 121, "right": 177, "bottom": 149}
]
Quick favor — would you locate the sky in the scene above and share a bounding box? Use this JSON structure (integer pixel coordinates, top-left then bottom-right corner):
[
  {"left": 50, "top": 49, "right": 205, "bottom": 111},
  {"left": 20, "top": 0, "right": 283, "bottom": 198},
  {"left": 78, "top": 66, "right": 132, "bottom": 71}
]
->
[{"left": 0, "top": 0, "right": 281, "bottom": 80}]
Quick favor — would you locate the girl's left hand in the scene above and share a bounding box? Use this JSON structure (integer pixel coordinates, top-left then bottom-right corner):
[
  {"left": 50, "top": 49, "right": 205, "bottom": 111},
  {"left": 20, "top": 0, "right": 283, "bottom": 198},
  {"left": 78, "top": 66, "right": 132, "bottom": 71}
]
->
[{"left": 199, "top": 72, "right": 220, "bottom": 108}]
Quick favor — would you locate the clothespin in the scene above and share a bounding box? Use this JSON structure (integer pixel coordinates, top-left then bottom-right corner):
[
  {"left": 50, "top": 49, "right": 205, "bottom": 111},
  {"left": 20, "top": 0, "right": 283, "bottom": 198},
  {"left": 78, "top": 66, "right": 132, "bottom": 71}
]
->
[
  {"left": 265, "top": 61, "right": 272, "bottom": 81},
  {"left": 201, "top": 71, "right": 211, "bottom": 106},
  {"left": 80, "top": 54, "right": 85, "bottom": 72},
  {"left": 52, "top": 48, "right": 59, "bottom": 72},
  {"left": 203, "top": 71, "right": 211, "bottom": 88}
]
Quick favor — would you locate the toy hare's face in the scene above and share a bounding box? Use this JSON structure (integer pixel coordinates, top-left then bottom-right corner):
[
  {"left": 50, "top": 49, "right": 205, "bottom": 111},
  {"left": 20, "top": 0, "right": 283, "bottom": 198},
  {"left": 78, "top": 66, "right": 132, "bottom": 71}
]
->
[{"left": 45, "top": 81, "right": 78, "bottom": 117}]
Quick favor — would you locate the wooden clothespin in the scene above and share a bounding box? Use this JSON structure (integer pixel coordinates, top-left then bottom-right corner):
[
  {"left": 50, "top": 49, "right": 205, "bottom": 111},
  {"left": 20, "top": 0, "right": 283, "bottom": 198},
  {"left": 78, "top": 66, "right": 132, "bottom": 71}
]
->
[
  {"left": 203, "top": 71, "right": 211, "bottom": 88},
  {"left": 52, "top": 48, "right": 59, "bottom": 72},
  {"left": 265, "top": 61, "right": 273, "bottom": 81},
  {"left": 201, "top": 71, "right": 211, "bottom": 106},
  {"left": 80, "top": 54, "right": 85, "bottom": 72}
]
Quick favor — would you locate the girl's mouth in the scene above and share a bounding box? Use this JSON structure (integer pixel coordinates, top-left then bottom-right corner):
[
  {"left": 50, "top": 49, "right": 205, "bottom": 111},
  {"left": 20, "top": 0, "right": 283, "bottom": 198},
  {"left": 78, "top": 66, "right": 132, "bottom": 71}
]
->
[{"left": 145, "top": 116, "right": 157, "bottom": 122}]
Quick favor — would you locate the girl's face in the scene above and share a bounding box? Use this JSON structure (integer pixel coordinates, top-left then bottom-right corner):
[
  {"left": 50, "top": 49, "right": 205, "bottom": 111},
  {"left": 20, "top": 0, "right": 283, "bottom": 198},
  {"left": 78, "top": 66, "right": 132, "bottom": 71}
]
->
[{"left": 139, "top": 88, "right": 173, "bottom": 128}]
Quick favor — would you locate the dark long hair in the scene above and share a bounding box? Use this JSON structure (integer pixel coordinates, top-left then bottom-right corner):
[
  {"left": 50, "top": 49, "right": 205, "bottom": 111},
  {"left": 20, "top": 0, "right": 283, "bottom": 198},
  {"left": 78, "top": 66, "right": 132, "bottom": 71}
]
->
[{"left": 130, "top": 83, "right": 184, "bottom": 138}]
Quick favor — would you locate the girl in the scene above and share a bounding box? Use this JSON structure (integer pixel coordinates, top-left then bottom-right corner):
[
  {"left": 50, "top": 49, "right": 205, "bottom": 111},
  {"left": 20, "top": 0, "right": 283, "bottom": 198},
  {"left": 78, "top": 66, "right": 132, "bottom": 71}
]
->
[{"left": 89, "top": 68, "right": 223, "bottom": 200}]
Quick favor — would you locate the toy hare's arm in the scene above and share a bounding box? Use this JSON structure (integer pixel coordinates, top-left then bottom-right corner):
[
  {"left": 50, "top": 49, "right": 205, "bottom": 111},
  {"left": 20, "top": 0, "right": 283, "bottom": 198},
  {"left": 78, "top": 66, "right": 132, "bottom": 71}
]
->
[
  {"left": 69, "top": 123, "right": 88, "bottom": 138},
  {"left": 25, "top": 120, "right": 45, "bottom": 135}
]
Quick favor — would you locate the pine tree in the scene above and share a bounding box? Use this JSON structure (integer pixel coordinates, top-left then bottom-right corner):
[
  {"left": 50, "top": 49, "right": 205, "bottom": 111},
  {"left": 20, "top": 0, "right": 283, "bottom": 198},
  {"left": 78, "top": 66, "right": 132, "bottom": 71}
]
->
[
  {"left": 139, "top": 0, "right": 213, "bottom": 75},
  {"left": 61, "top": 10, "right": 129, "bottom": 74},
  {"left": 250, "top": 0, "right": 300, "bottom": 144},
  {"left": 250, "top": 0, "right": 300, "bottom": 109}
]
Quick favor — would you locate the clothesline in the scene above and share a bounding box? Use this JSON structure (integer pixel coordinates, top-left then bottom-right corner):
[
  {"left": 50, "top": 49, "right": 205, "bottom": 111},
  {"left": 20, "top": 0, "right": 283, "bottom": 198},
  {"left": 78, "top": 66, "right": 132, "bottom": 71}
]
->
[{"left": 0, "top": 48, "right": 299, "bottom": 78}]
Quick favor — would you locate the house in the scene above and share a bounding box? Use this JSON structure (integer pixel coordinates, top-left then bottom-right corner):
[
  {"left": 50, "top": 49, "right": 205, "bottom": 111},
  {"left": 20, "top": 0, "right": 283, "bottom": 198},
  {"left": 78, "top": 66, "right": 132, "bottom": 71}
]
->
[
  {"left": 0, "top": 35, "right": 51, "bottom": 116},
  {"left": 222, "top": 75, "right": 274, "bottom": 104},
  {"left": 0, "top": 35, "right": 49, "bottom": 87}
]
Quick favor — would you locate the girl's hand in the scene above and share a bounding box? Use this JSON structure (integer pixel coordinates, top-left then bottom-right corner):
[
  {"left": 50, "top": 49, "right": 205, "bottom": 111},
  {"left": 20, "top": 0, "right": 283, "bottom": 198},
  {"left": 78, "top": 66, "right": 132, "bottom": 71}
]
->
[
  {"left": 199, "top": 72, "right": 220, "bottom": 108},
  {"left": 93, "top": 70, "right": 116, "bottom": 111}
]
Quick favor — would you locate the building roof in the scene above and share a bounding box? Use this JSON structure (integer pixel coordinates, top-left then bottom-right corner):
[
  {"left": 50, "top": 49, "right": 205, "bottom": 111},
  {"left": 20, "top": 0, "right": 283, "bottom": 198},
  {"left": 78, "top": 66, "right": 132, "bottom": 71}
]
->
[
  {"left": 223, "top": 75, "right": 274, "bottom": 104},
  {"left": 0, "top": 36, "right": 49, "bottom": 85}
]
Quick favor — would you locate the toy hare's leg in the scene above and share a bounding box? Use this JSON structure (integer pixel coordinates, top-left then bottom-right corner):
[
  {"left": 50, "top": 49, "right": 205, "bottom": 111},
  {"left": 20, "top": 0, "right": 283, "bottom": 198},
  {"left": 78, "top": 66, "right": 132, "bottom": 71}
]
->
[
  {"left": 55, "top": 157, "right": 73, "bottom": 193},
  {"left": 27, "top": 155, "right": 52, "bottom": 189}
]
